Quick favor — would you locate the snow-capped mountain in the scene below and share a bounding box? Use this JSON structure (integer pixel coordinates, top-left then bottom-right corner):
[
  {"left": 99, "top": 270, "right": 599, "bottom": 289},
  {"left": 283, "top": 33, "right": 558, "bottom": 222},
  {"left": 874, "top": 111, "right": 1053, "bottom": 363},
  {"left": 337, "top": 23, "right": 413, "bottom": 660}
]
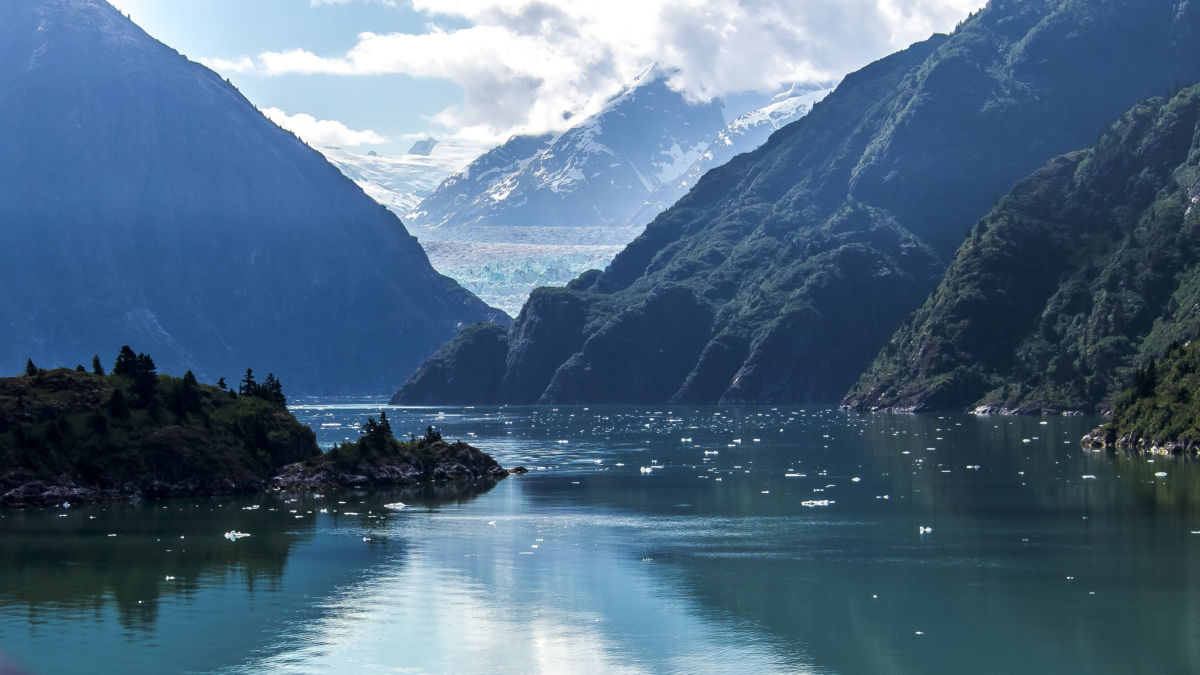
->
[
  {"left": 319, "top": 141, "right": 482, "bottom": 217},
  {"left": 324, "top": 66, "right": 828, "bottom": 315},
  {"left": 406, "top": 65, "right": 727, "bottom": 236},
  {"left": 628, "top": 87, "right": 831, "bottom": 226}
]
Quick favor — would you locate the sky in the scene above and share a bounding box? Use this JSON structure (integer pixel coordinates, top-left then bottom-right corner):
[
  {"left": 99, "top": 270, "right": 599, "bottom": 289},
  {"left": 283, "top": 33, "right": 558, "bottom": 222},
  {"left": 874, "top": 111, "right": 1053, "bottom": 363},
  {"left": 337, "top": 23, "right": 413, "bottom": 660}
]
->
[{"left": 104, "top": 0, "right": 984, "bottom": 157}]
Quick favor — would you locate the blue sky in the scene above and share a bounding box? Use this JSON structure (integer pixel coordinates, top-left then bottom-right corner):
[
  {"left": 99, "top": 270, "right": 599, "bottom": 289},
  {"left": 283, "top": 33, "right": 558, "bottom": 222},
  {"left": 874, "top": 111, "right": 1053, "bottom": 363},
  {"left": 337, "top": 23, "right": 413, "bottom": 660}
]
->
[{"left": 105, "top": 0, "right": 983, "bottom": 156}]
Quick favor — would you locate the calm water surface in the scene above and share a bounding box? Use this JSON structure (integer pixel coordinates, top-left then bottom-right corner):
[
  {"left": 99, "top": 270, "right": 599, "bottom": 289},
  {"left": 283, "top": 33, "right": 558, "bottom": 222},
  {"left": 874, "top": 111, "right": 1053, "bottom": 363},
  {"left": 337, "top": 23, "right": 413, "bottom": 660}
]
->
[{"left": 3, "top": 401, "right": 1200, "bottom": 674}]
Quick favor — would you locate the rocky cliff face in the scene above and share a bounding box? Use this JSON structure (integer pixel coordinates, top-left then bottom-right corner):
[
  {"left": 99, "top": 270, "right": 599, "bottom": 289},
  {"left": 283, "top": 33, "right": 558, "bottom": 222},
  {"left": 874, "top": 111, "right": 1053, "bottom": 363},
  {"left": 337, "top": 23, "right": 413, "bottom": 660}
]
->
[
  {"left": 398, "top": 0, "right": 1200, "bottom": 405},
  {"left": 845, "top": 84, "right": 1200, "bottom": 413},
  {"left": 0, "top": 0, "right": 505, "bottom": 394}
]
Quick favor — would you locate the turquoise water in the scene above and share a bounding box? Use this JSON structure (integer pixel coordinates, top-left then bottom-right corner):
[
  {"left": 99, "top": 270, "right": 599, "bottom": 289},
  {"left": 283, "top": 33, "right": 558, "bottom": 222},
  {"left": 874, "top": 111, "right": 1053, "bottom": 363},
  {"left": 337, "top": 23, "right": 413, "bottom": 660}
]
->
[{"left": 3, "top": 402, "right": 1200, "bottom": 673}]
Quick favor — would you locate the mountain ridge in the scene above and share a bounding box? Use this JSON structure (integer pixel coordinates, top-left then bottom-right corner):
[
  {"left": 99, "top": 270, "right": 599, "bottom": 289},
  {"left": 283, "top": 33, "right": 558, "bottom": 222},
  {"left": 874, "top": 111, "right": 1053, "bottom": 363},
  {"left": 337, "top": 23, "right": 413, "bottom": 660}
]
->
[
  {"left": 395, "top": 0, "right": 1200, "bottom": 405},
  {"left": 0, "top": 0, "right": 505, "bottom": 394},
  {"left": 845, "top": 83, "right": 1200, "bottom": 413}
]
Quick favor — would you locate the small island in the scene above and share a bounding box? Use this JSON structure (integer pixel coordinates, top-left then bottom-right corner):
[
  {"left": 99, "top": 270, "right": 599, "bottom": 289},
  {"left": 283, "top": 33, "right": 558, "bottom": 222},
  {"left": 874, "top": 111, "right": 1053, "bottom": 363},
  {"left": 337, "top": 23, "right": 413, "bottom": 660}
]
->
[
  {"left": 1083, "top": 340, "right": 1200, "bottom": 453},
  {"left": 0, "top": 348, "right": 505, "bottom": 506},
  {"left": 275, "top": 415, "right": 508, "bottom": 489}
]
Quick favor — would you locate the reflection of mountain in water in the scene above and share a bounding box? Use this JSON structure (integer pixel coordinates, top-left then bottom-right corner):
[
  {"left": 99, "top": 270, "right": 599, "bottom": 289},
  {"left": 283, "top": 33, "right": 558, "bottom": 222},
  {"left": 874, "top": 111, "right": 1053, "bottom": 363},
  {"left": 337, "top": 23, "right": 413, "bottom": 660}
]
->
[{"left": 0, "top": 478, "right": 502, "bottom": 633}]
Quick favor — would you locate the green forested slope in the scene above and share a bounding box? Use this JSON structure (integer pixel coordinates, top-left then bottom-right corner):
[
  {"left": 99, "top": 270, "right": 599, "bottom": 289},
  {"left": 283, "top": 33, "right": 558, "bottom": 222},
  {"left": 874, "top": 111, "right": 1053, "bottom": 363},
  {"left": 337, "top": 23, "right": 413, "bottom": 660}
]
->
[
  {"left": 847, "top": 85, "right": 1200, "bottom": 413},
  {"left": 397, "top": 0, "right": 1200, "bottom": 405}
]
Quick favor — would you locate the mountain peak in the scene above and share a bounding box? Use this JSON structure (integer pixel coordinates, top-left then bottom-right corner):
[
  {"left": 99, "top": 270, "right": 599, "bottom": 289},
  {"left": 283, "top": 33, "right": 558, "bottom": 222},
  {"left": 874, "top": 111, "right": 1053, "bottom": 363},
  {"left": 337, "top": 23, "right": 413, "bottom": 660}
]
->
[{"left": 0, "top": 0, "right": 504, "bottom": 392}]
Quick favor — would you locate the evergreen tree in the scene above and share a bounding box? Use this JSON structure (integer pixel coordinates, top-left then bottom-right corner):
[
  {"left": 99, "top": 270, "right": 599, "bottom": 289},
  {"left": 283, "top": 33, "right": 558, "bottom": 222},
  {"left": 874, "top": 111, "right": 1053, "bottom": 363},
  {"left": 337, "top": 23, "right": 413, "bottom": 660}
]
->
[
  {"left": 92, "top": 354, "right": 105, "bottom": 376},
  {"left": 24, "top": 359, "right": 37, "bottom": 376},
  {"left": 182, "top": 370, "right": 200, "bottom": 412},
  {"left": 113, "top": 346, "right": 139, "bottom": 376},
  {"left": 239, "top": 368, "right": 256, "bottom": 397},
  {"left": 263, "top": 373, "right": 286, "bottom": 407},
  {"left": 217, "top": 377, "right": 227, "bottom": 391},
  {"left": 378, "top": 411, "right": 392, "bottom": 438},
  {"left": 108, "top": 389, "right": 129, "bottom": 419},
  {"left": 75, "top": 364, "right": 85, "bottom": 372}
]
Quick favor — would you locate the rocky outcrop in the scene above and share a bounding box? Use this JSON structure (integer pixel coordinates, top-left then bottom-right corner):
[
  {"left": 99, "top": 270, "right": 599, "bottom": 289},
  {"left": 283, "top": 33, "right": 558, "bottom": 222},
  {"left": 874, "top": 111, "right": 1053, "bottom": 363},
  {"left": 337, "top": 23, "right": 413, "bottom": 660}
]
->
[{"left": 274, "top": 439, "right": 507, "bottom": 490}]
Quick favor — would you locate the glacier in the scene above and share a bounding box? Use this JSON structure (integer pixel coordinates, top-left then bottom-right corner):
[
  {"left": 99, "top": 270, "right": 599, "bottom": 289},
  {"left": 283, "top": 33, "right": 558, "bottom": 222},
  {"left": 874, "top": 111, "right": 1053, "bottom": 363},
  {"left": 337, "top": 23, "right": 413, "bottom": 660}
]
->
[{"left": 327, "top": 69, "right": 831, "bottom": 317}]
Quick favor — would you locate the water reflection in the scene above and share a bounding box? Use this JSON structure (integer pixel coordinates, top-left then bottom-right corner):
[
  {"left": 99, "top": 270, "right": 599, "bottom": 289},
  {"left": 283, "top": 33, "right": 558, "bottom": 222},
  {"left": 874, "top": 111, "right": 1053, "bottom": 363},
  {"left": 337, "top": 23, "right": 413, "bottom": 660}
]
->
[
  {"left": 0, "top": 477, "right": 500, "bottom": 674},
  {"left": 8, "top": 403, "right": 1200, "bottom": 673}
]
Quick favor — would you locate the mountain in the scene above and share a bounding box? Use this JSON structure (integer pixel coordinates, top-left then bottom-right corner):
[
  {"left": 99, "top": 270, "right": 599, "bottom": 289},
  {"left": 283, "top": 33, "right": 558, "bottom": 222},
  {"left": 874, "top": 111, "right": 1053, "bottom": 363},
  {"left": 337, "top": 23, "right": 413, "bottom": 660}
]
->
[
  {"left": 1082, "top": 340, "right": 1200, "bottom": 452},
  {"left": 395, "top": 0, "right": 1200, "bottom": 405},
  {"left": 395, "top": 76, "right": 827, "bottom": 315},
  {"left": 0, "top": 0, "right": 505, "bottom": 394},
  {"left": 319, "top": 142, "right": 484, "bottom": 217},
  {"left": 407, "top": 65, "right": 727, "bottom": 237},
  {"left": 625, "top": 88, "right": 831, "bottom": 229},
  {"left": 845, "top": 84, "right": 1200, "bottom": 414}
]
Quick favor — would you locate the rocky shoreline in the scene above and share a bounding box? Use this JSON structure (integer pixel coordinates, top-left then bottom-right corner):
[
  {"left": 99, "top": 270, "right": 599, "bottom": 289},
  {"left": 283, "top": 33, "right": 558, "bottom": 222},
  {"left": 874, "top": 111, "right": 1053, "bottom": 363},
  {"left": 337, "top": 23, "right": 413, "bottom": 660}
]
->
[
  {"left": 274, "top": 439, "right": 510, "bottom": 490},
  {"left": 1, "top": 441, "right": 513, "bottom": 507},
  {"left": 1080, "top": 425, "right": 1200, "bottom": 455}
]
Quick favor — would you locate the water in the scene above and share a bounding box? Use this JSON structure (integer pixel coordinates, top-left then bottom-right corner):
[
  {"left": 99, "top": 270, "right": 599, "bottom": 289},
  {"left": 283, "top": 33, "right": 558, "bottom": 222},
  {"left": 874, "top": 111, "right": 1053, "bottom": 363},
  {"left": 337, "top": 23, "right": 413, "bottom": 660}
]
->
[{"left": 3, "top": 402, "right": 1200, "bottom": 674}]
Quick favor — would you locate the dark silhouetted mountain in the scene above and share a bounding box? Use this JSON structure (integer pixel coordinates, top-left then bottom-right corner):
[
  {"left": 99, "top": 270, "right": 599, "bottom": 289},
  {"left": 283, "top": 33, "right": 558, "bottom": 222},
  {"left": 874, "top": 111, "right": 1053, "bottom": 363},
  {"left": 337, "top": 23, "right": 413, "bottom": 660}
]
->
[
  {"left": 395, "top": 0, "right": 1200, "bottom": 405},
  {"left": 0, "top": 0, "right": 505, "bottom": 393},
  {"left": 390, "top": 322, "right": 510, "bottom": 405},
  {"left": 846, "top": 84, "right": 1200, "bottom": 413}
]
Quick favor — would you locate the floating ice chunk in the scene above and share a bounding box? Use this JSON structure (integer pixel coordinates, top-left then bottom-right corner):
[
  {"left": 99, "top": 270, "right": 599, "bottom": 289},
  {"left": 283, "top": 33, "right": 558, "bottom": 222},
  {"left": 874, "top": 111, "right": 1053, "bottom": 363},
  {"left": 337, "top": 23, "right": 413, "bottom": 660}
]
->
[
  {"left": 224, "top": 531, "right": 251, "bottom": 541},
  {"left": 801, "top": 499, "right": 833, "bottom": 507},
  {"left": 851, "top": 477, "right": 861, "bottom": 483},
  {"left": 639, "top": 466, "right": 653, "bottom": 474},
  {"left": 383, "top": 502, "right": 406, "bottom": 511},
  {"left": 919, "top": 526, "right": 933, "bottom": 535},
  {"left": 1082, "top": 475, "right": 1097, "bottom": 480},
  {"left": 362, "top": 537, "right": 371, "bottom": 542},
  {"left": 164, "top": 575, "right": 175, "bottom": 581},
  {"left": 1155, "top": 472, "right": 1168, "bottom": 477}
]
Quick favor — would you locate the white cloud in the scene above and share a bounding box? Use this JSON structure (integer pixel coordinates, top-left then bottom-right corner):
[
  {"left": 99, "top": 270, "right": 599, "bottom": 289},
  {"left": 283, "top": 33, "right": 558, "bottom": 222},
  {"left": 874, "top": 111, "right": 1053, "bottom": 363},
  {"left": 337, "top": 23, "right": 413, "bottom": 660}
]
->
[
  {"left": 260, "top": 107, "right": 389, "bottom": 147},
  {"left": 227, "top": 0, "right": 984, "bottom": 142},
  {"left": 199, "top": 56, "right": 256, "bottom": 73},
  {"left": 309, "top": 0, "right": 398, "bottom": 6}
]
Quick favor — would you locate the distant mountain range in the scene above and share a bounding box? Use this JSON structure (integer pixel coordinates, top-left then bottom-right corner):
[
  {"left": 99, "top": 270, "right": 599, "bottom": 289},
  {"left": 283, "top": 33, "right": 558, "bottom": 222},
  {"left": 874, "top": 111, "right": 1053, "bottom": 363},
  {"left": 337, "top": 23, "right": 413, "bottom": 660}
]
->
[
  {"left": 396, "top": 0, "right": 1200, "bottom": 405},
  {"left": 0, "top": 0, "right": 505, "bottom": 393},
  {"left": 338, "top": 68, "right": 828, "bottom": 315},
  {"left": 319, "top": 142, "right": 484, "bottom": 217}
]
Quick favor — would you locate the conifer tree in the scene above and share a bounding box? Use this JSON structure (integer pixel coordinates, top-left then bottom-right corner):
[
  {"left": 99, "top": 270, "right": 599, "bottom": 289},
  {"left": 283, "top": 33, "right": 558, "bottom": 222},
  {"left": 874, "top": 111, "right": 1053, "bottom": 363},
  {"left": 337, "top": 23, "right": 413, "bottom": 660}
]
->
[
  {"left": 108, "top": 389, "right": 129, "bottom": 419},
  {"left": 92, "top": 355, "right": 105, "bottom": 376},
  {"left": 113, "top": 346, "right": 138, "bottom": 376},
  {"left": 24, "top": 359, "right": 37, "bottom": 376},
  {"left": 239, "top": 368, "right": 256, "bottom": 397}
]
